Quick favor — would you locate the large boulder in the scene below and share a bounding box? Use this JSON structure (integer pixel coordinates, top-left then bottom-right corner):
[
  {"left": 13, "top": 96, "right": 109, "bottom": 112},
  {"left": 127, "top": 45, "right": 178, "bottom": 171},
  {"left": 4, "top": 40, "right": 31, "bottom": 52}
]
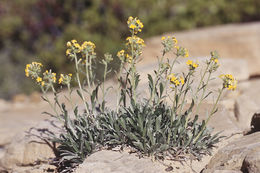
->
[
  {"left": 202, "top": 132, "right": 260, "bottom": 173},
  {"left": 141, "top": 22, "right": 260, "bottom": 76},
  {"left": 234, "top": 79, "right": 260, "bottom": 131},
  {"left": 0, "top": 119, "right": 59, "bottom": 171}
]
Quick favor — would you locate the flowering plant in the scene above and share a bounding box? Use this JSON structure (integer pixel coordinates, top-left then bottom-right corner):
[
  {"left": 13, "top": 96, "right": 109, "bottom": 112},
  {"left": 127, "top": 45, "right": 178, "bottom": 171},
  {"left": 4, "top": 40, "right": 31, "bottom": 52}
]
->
[{"left": 26, "top": 16, "right": 237, "bottom": 172}]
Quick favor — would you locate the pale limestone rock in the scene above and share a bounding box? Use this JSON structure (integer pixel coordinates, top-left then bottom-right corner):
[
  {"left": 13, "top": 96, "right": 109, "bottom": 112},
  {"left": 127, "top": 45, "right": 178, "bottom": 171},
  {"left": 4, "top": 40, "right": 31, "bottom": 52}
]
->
[
  {"left": 235, "top": 79, "right": 260, "bottom": 131},
  {"left": 75, "top": 150, "right": 166, "bottom": 173},
  {"left": 241, "top": 150, "right": 260, "bottom": 173},
  {"left": 213, "top": 170, "right": 242, "bottom": 173},
  {"left": 190, "top": 103, "right": 242, "bottom": 136},
  {"left": 0, "top": 119, "right": 59, "bottom": 170},
  {"left": 202, "top": 132, "right": 260, "bottom": 173},
  {"left": 141, "top": 22, "right": 260, "bottom": 76},
  {"left": 0, "top": 133, "right": 55, "bottom": 169}
]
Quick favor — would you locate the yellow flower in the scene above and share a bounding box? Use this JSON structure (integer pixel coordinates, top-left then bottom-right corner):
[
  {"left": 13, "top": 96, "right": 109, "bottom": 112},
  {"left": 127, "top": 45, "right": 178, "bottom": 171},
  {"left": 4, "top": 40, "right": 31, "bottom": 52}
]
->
[
  {"left": 127, "top": 16, "right": 143, "bottom": 34},
  {"left": 41, "top": 81, "right": 45, "bottom": 86},
  {"left": 180, "top": 76, "right": 185, "bottom": 85},
  {"left": 36, "top": 77, "right": 42, "bottom": 83},
  {"left": 184, "top": 48, "right": 189, "bottom": 58},
  {"left": 172, "top": 37, "right": 178, "bottom": 45},
  {"left": 25, "top": 68, "right": 29, "bottom": 77},
  {"left": 126, "top": 54, "right": 132, "bottom": 63},
  {"left": 81, "top": 41, "right": 96, "bottom": 54},
  {"left": 186, "top": 60, "right": 198, "bottom": 70},
  {"left": 161, "top": 36, "right": 166, "bottom": 40},
  {"left": 220, "top": 74, "right": 237, "bottom": 91},
  {"left": 127, "top": 16, "right": 133, "bottom": 24},
  {"left": 67, "top": 41, "right": 72, "bottom": 47},
  {"left": 74, "top": 43, "right": 80, "bottom": 49},
  {"left": 66, "top": 49, "right": 71, "bottom": 56},
  {"left": 117, "top": 50, "right": 125, "bottom": 57},
  {"left": 25, "top": 62, "right": 43, "bottom": 78},
  {"left": 186, "top": 60, "right": 192, "bottom": 65},
  {"left": 129, "top": 24, "right": 136, "bottom": 29},
  {"left": 71, "top": 40, "right": 77, "bottom": 44},
  {"left": 59, "top": 74, "right": 64, "bottom": 84},
  {"left": 167, "top": 73, "right": 183, "bottom": 87},
  {"left": 52, "top": 73, "right": 56, "bottom": 83}
]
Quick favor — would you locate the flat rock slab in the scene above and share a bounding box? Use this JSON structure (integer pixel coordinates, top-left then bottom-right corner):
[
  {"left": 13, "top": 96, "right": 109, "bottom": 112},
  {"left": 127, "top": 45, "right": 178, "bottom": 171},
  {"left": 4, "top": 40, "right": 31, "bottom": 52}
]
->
[
  {"left": 75, "top": 150, "right": 166, "bottom": 173},
  {"left": 202, "top": 132, "right": 260, "bottom": 173}
]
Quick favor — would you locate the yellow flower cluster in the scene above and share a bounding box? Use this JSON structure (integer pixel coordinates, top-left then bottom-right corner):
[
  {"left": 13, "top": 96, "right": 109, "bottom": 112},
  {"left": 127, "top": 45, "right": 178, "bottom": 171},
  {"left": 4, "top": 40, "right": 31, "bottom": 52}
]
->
[
  {"left": 81, "top": 41, "right": 96, "bottom": 54},
  {"left": 186, "top": 60, "right": 199, "bottom": 70},
  {"left": 127, "top": 16, "right": 144, "bottom": 34},
  {"left": 219, "top": 74, "right": 237, "bottom": 90},
  {"left": 167, "top": 73, "right": 185, "bottom": 87},
  {"left": 43, "top": 70, "right": 57, "bottom": 84},
  {"left": 125, "top": 35, "right": 145, "bottom": 57},
  {"left": 25, "top": 62, "right": 43, "bottom": 78},
  {"left": 176, "top": 46, "right": 189, "bottom": 58},
  {"left": 161, "top": 36, "right": 178, "bottom": 53},
  {"left": 126, "top": 36, "right": 145, "bottom": 46},
  {"left": 59, "top": 73, "right": 72, "bottom": 85},
  {"left": 210, "top": 51, "right": 219, "bottom": 64},
  {"left": 66, "top": 39, "right": 96, "bottom": 57}
]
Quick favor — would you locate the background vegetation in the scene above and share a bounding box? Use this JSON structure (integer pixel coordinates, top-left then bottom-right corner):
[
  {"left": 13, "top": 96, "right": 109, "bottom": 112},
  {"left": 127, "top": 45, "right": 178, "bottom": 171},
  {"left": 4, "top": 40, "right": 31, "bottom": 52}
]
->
[{"left": 0, "top": 0, "right": 259, "bottom": 99}]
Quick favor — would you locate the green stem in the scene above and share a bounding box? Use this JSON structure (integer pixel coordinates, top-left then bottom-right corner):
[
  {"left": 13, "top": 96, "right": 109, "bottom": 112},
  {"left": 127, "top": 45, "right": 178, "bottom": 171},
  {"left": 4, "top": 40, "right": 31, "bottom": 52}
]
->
[
  {"left": 164, "top": 55, "right": 179, "bottom": 102},
  {"left": 195, "top": 62, "right": 210, "bottom": 96},
  {"left": 171, "top": 87, "right": 178, "bottom": 112},
  {"left": 179, "top": 72, "right": 191, "bottom": 115},
  {"left": 149, "top": 53, "right": 166, "bottom": 105},
  {"left": 85, "top": 52, "right": 91, "bottom": 88},
  {"left": 40, "top": 86, "right": 61, "bottom": 120},
  {"left": 102, "top": 62, "right": 108, "bottom": 111},
  {"left": 89, "top": 55, "right": 94, "bottom": 86},
  {"left": 67, "top": 84, "right": 75, "bottom": 109},
  {"left": 74, "top": 54, "right": 89, "bottom": 115},
  {"left": 195, "top": 71, "right": 212, "bottom": 115},
  {"left": 116, "top": 62, "right": 124, "bottom": 113},
  {"left": 130, "top": 31, "right": 136, "bottom": 104}
]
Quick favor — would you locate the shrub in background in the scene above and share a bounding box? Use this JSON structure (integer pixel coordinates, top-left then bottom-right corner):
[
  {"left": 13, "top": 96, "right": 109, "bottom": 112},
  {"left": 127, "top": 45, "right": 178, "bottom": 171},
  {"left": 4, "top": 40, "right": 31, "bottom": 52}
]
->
[{"left": 26, "top": 17, "right": 237, "bottom": 172}]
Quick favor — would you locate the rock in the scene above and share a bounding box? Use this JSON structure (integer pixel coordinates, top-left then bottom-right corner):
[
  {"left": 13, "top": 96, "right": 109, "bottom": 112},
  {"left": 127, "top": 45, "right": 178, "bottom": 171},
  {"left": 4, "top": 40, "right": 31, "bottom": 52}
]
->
[
  {"left": 0, "top": 119, "right": 60, "bottom": 170},
  {"left": 29, "top": 91, "right": 42, "bottom": 103},
  {"left": 202, "top": 132, "right": 260, "bottom": 173},
  {"left": 141, "top": 22, "right": 260, "bottom": 76},
  {"left": 250, "top": 111, "right": 260, "bottom": 133},
  {"left": 234, "top": 79, "right": 260, "bottom": 131},
  {"left": 75, "top": 150, "right": 166, "bottom": 173},
  {"left": 190, "top": 103, "right": 242, "bottom": 137},
  {"left": 213, "top": 170, "right": 242, "bottom": 173},
  {"left": 241, "top": 150, "right": 260, "bottom": 173},
  {"left": 0, "top": 133, "right": 55, "bottom": 169},
  {"left": 12, "top": 93, "right": 28, "bottom": 103}
]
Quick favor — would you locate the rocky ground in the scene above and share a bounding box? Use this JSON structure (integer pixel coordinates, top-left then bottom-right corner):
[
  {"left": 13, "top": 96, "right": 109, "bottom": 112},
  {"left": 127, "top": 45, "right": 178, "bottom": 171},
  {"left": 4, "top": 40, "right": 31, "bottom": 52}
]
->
[{"left": 0, "top": 22, "right": 260, "bottom": 173}]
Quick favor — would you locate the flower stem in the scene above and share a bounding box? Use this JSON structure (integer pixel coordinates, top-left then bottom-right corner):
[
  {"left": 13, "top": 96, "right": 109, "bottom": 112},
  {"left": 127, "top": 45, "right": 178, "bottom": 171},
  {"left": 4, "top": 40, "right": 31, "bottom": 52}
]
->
[{"left": 74, "top": 54, "right": 89, "bottom": 115}]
